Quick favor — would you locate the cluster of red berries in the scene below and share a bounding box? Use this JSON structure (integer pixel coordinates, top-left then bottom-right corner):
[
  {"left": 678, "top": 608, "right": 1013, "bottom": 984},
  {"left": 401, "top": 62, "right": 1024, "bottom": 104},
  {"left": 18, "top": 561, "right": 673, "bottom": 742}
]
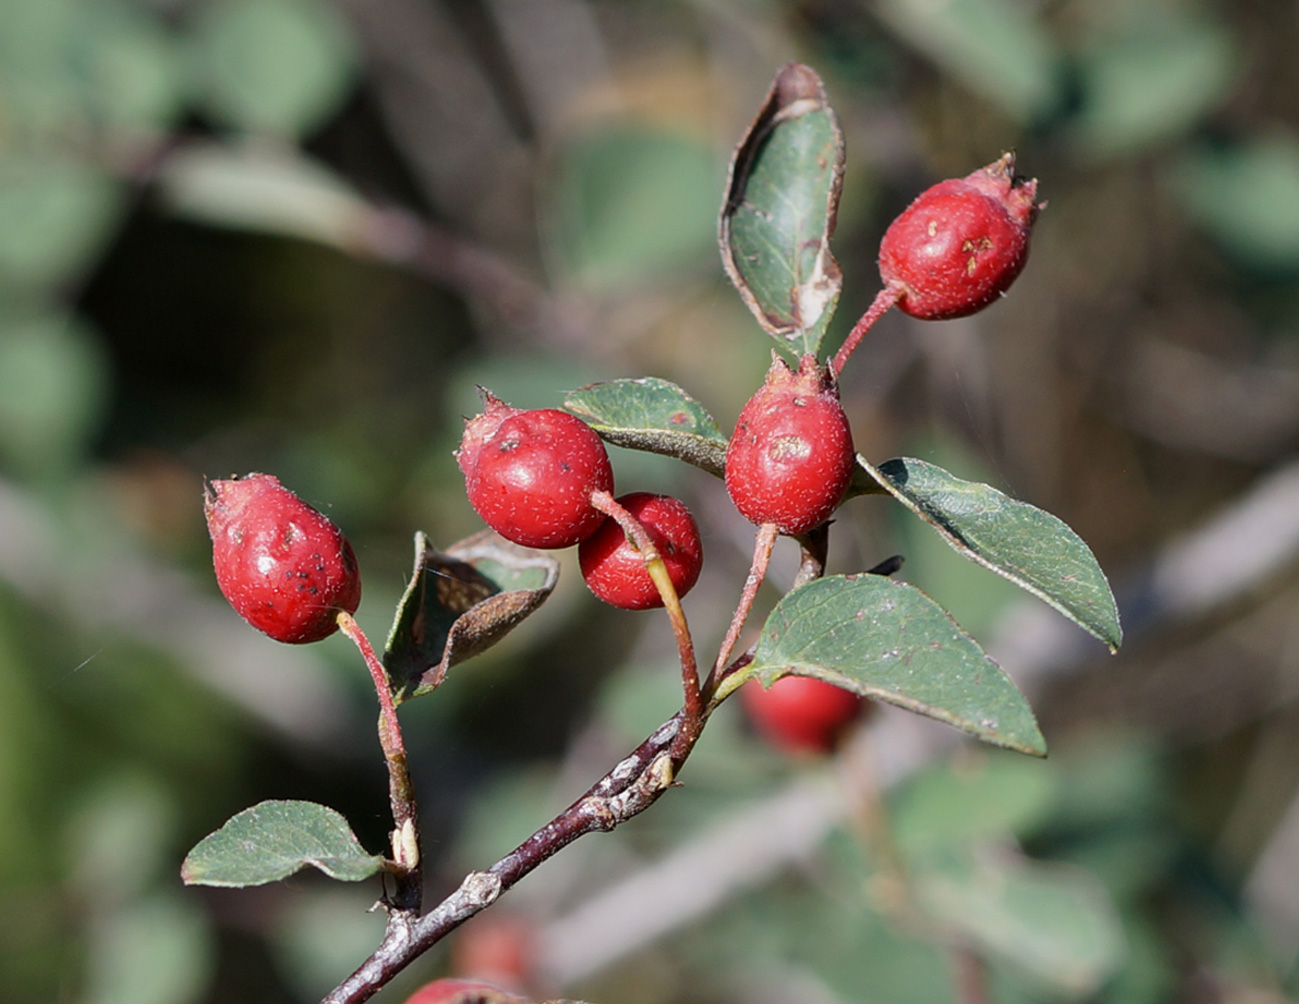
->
[{"left": 202, "top": 155, "right": 1040, "bottom": 759}]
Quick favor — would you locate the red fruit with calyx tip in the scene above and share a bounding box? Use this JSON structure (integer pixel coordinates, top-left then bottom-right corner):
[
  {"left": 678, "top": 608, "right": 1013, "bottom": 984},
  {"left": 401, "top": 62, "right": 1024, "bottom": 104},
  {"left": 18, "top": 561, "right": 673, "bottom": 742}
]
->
[
  {"left": 457, "top": 391, "right": 614, "bottom": 549},
  {"left": 742, "top": 675, "right": 864, "bottom": 754},
  {"left": 725, "top": 353, "right": 855, "bottom": 536},
  {"left": 204, "top": 473, "right": 361, "bottom": 644},
  {"left": 579, "top": 492, "right": 703, "bottom": 610},
  {"left": 402, "top": 979, "right": 529, "bottom": 1004},
  {"left": 879, "top": 153, "right": 1042, "bottom": 320}
]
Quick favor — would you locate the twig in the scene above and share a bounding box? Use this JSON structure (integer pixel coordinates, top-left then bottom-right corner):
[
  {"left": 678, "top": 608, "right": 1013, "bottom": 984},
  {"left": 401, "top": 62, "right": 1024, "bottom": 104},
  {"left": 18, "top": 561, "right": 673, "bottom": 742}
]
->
[{"left": 321, "top": 711, "right": 699, "bottom": 1003}]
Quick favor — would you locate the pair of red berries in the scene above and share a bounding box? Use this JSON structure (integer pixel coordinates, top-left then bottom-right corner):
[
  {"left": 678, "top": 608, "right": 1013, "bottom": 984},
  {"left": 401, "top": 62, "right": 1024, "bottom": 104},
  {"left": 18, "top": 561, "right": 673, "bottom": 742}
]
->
[
  {"left": 457, "top": 391, "right": 704, "bottom": 611},
  {"left": 728, "top": 155, "right": 1041, "bottom": 538}
]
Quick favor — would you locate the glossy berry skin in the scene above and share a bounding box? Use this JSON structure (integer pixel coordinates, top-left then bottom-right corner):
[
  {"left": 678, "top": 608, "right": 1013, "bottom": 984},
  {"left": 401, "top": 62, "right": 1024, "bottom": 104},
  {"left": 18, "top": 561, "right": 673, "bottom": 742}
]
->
[
  {"left": 457, "top": 392, "right": 614, "bottom": 549},
  {"left": 402, "top": 979, "right": 528, "bottom": 1004},
  {"left": 725, "top": 353, "right": 855, "bottom": 536},
  {"left": 579, "top": 492, "right": 703, "bottom": 610},
  {"left": 742, "top": 675, "right": 864, "bottom": 754},
  {"left": 204, "top": 473, "right": 361, "bottom": 644},
  {"left": 879, "top": 153, "right": 1041, "bottom": 320}
]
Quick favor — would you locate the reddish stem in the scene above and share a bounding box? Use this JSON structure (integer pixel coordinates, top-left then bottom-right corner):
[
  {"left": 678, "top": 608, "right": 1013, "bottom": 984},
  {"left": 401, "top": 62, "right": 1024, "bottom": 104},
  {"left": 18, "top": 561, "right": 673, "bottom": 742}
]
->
[
  {"left": 705, "top": 522, "right": 778, "bottom": 702},
  {"left": 337, "top": 613, "right": 421, "bottom": 899},
  {"left": 830, "top": 283, "right": 904, "bottom": 379}
]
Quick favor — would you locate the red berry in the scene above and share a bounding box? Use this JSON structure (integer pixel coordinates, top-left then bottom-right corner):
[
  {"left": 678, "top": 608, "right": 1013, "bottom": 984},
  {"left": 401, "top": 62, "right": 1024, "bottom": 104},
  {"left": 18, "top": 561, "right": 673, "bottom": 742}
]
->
[
  {"left": 451, "top": 914, "right": 536, "bottom": 992},
  {"left": 742, "top": 675, "right": 864, "bottom": 754},
  {"left": 402, "top": 979, "right": 529, "bottom": 1004},
  {"left": 725, "top": 354, "right": 855, "bottom": 536},
  {"left": 204, "top": 473, "right": 361, "bottom": 644},
  {"left": 457, "top": 391, "right": 615, "bottom": 549},
  {"left": 879, "top": 153, "right": 1042, "bottom": 320},
  {"left": 579, "top": 492, "right": 703, "bottom": 610}
]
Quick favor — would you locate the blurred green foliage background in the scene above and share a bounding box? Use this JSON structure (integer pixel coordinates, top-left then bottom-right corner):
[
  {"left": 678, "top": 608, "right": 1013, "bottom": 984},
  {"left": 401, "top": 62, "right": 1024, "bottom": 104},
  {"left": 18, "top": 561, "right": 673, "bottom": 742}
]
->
[{"left": 4, "top": 0, "right": 1299, "bottom": 1001}]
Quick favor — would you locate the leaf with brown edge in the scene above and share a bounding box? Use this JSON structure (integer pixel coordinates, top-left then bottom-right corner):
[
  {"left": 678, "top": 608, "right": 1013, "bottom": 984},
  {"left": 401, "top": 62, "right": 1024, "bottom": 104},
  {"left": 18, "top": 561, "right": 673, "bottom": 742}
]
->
[
  {"left": 720, "top": 62, "right": 845, "bottom": 359},
  {"left": 383, "top": 530, "right": 560, "bottom": 703}
]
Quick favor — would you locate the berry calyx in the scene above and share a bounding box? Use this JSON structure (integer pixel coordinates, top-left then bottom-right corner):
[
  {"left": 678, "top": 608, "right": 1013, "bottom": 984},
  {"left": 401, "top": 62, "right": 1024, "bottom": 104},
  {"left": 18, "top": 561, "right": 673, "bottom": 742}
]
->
[
  {"left": 742, "top": 675, "right": 864, "bottom": 754},
  {"left": 204, "top": 473, "right": 362, "bottom": 644},
  {"left": 725, "top": 353, "right": 855, "bottom": 536},
  {"left": 457, "top": 391, "right": 614, "bottom": 549},
  {"left": 879, "top": 153, "right": 1041, "bottom": 321},
  {"left": 402, "top": 979, "right": 529, "bottom": 1004},
  {"left": 579, "top": 492, "right": 704, "bottom": 610}
]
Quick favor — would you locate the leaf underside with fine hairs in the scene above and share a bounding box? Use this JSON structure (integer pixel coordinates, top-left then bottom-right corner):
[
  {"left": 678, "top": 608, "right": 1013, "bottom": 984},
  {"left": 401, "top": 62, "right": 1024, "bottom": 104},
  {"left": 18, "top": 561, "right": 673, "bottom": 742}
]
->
[
  {"left": 749, "top": 574, "right": 1046, "bottom": 756},
  {"left": 383, "top": 530, "right": 560, "bottom": 703},
  {"left": 564, "top": 377, "right": 729, "bottom": 476},
  {"left": 861, "top": 456, "right": 1122, "bottom": 651},
  {"left": 720, "top": 62, "right": 845, "bottom": 360},
  {"left": 181, "top": 800, "right": 384, "bottom": 887}
]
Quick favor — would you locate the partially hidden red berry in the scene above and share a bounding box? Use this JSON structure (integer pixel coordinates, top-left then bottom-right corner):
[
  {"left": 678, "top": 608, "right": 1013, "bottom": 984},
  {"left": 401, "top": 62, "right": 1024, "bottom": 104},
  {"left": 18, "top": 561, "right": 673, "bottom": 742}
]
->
[
  {"left": 742, "top": 675, "right": 864, "bottom": 755},
  {"left": 402, "top": 979, "right": 529, "bottom": 1004},
  {"left": 204, "top": 473, "right": 361, "bottom": 644},
  {"left": 457, "top": 391, "right": 614, "bottom": 549},
  {"left": 579, "top": 492, "right": 703, "bottom": 610},
  {"left": 451, "top": 913, "right": 537, "bottom": 994},
  {"left": 879, "top": 153, "right": 1042, "bottom": 321},
  {"left": 725, "top": 353, "right": 855, "bottom": 536}
]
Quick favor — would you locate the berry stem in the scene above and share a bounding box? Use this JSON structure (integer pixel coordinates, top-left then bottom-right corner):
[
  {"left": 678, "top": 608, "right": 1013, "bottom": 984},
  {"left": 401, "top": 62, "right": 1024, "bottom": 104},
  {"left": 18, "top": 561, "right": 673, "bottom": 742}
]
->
[
  {"left": 337, "top": 612, "right": 422, "bottom": 898},
  {"left": 829, "top": 282, "right": 904, "bottom": 379},
  {"left": 705, "top": 522, "right": 778, "bottom": 701},
  {"left": 591, "top": 490, "right": 703, "bottom": 725}
]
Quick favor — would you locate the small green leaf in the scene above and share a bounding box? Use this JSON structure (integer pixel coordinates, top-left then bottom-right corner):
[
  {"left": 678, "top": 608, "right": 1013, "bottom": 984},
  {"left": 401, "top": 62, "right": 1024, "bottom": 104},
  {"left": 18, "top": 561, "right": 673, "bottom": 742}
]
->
[
  {"left": 914, "top": 851, "right": 1125, "bottom": 996},
  {"left": 862, "top": 456, "right": 1121, "bottom": 651},
  {"left": 192, "top": 0, "right": 358, "bottom": 138},
  {"left": 891, "top": 752, "right": 1058, "bottom": 855},
  {"left": 720, "top": 62, "right": 844, "bottom": 359},
  {"left": 0, "top": 154, "right": 122, "bottom": 289},
  {"left": 1071, "top": 18, "right": 1237, "bottom": 159},
  {"left": 181, "top": 801, "right": 384, "bottom": 887},
  {"left": 564, "top": 377, "right": 728, "bottom": 476},
  {"left": 1174, "top": 132, "right": 1299, "bottom": 269},
  {"left": 749, "top": 575, "right": 1045, "bottom": 756},
  {"left": 550, "top": 128, "right": 719, "bottom": 289},
  {"left": 874, "top": 0, "right": 1062, "bottom": 123},
  {"left": 383, "top": 530, "right": 560, "bottom": 702}
]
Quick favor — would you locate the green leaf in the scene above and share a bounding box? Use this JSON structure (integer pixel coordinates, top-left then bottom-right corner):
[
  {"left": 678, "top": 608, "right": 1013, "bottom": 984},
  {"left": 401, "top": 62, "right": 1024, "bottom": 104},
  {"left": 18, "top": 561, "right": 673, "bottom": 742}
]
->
[
  {"left": 564, "top": 377, "right": 728, "bottom": 477},
  {"left": 749, "top": 575, "right": 1045, "bottom": 756},
  {"left": 383, "top": 530, "right": 560, "bottom": 703},
  {"left": 874, "top": 0, "right": 1062, "bottom": 122},
  {"left": 861, "top": 456, "right": 1121, "bottom": 651},
  {"left": 181, "top": 801, "right": 384, "bottom": 887},
  {"left": 550, "top": 127, "right": 719, "bottom": 290},
  {"left": 914, "top": 851, "right": 1125, "bottom": 996},
  {"left": 0, "top": 154, "right": 122, "bottom": 289},
  {"left": 0, "top": 311, "right": 110, "bottom": 477},
  {"left": 891, "top": 752, "right": 1058, "bottom": 855},
  {"left": 1174, "top": 132, "right": 1299, "bottom": 269},
  {"left": 192, "top": 0, "right": 358, "bottom": 138},
  {"left": 720, "top": 62, "right": 844, "bottom": 359},
  {"left": 1071, "top": 18, "right": 1237, "bottom": 159}
]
